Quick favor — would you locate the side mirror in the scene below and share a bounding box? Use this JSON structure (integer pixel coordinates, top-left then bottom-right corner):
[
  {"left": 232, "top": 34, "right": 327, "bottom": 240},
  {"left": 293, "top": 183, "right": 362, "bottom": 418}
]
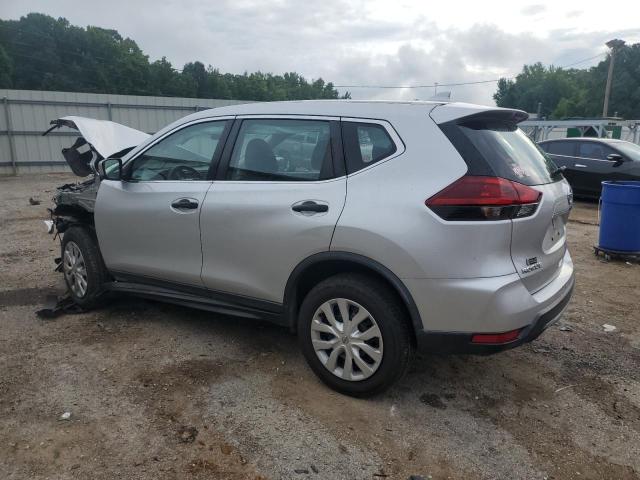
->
[
  {"left": 606, "top": 153, "right": 624, "bottom": 167},
  {"left": 97, "top": 158, "right": 122, "bottom": 180}
]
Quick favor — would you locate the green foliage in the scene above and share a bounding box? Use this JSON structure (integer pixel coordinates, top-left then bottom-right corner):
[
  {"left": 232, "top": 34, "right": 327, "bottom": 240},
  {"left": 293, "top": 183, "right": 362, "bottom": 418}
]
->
[
  {"left": 0, "top": 44, "right": 12, "bottom": 87},
  {"left": 0, "top": 13, "right": 350, "bottom": 101},
  {"left": 494, "top": 44, "right": 640, "bottom": 119}
]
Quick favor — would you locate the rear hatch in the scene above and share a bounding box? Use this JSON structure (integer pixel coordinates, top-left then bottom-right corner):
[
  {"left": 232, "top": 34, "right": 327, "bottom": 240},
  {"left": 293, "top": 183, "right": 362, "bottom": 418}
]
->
[{"left": 432, "top": 106, "right": 570, "bottom": 293}]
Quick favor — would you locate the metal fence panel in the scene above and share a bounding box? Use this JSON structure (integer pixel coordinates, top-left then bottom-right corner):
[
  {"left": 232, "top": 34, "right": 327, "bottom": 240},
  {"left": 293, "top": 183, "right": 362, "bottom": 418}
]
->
[{"left": 0, "top": 89, "right": 247, "bottom": 175}]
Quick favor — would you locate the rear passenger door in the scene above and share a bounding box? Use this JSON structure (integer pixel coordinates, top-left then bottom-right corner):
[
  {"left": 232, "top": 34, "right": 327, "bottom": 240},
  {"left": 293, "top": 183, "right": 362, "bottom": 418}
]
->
[{"left": 199, "top": 116, "right": 346, "bottom": 303}]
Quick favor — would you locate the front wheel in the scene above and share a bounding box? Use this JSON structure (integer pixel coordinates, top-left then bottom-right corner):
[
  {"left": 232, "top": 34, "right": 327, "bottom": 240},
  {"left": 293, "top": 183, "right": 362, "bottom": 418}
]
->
[
  {"left": 61, "top": 227, "right": 109, "bottom": 308},
  {"left": 297, "top": 273, "right": 413, "bottom": 397}
]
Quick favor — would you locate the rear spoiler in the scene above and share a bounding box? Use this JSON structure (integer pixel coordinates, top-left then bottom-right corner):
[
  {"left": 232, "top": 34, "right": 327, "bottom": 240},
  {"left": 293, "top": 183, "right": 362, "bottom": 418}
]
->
[
  {"left": 452, "top": 110, "right": 529, "bottom": 125},
  {"left": 430, "top": 103, "right": 528, "bottom": 125}
]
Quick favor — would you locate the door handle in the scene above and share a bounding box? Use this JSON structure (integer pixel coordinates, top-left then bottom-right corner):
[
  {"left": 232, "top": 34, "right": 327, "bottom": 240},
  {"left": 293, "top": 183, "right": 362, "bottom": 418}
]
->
[
  {"left": 574, "top": 164, "right": 588, "bottom": 168},
  {"left": 171, "top": 198, "right": 199, "bottom": 210},
  {"left": 292, "top": 201, "right": 329, "bottom": 213}
]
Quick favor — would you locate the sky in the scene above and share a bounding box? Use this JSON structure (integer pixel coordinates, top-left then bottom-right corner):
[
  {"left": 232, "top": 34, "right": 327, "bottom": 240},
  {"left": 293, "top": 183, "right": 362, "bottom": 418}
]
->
[{"left": 1, "top": 0, "right": 639, "bottom": 104}]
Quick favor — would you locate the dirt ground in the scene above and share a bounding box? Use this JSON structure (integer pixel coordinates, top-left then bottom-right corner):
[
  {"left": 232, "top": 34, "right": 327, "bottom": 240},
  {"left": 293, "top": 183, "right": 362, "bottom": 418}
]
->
[{"left": 1, "top": 173, "right": 639, "bottom": 480}]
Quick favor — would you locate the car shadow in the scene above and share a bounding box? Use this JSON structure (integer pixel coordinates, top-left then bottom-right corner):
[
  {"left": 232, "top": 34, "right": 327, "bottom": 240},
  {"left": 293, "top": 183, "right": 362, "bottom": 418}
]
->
[{"left": 95, "top": 294, "right": 532, "bottom": 408}]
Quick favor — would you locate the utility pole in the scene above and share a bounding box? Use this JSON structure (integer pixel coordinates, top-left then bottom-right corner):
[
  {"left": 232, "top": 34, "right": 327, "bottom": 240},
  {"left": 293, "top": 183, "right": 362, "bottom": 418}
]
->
[{"left": 602, "top": 39, "right": 625, "bottom": 118}]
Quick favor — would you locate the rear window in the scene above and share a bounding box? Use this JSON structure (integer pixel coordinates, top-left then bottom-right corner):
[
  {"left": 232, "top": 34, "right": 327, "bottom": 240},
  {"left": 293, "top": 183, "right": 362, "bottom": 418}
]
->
[{"left": 443, "top": 120, "right": 562, "bottom": 186}]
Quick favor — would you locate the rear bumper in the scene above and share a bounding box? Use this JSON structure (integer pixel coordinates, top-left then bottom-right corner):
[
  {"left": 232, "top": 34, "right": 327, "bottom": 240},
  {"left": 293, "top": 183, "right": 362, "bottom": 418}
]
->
[
  {"left": 406, "top": 249, "right": 575, "bottom": 354},
  {"left": 415, "top": 279, "right": 573, "bottom": 354}
]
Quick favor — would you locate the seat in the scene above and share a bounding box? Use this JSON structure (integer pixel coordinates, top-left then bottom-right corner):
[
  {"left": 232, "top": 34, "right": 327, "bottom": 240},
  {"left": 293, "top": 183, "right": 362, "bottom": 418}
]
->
[{"left": 244, "top": 138, "right": 278, "bottom": 175}]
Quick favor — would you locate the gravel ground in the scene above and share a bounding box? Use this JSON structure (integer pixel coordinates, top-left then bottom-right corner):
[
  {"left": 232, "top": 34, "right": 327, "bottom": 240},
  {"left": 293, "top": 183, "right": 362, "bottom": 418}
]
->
[{"left": 1, "top": 173, "right": 639, "bottom": 480}]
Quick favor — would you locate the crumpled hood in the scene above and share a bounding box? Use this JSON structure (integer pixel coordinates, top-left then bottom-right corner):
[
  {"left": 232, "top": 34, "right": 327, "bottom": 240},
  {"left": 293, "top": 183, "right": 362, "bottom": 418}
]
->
[
  {"left": 44, "top": 116, "right": 150, "bottom": 176},
  {"left": 46, "top": 116, "right": 150, "bottom": 159}
]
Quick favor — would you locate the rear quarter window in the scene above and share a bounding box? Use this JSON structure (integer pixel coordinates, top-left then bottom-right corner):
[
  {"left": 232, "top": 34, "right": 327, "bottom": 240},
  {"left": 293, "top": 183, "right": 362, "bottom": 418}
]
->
[{"left": 342, "top": 122, "right": 397, "bottom": 174}]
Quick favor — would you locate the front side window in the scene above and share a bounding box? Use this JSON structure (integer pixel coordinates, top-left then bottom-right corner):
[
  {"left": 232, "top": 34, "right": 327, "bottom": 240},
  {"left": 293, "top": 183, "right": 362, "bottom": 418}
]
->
[
  {"left": 342, "top": 122, "right": 397, "bottom": 174},
  {"left": 577, "top": 142, "right": 615, "bottom": 160},
  {"left": 129, "top": 121, "right": 227, "bottom": 181},
  {"left": 226, "top": 119, "right": 333, "bottom": 181}
]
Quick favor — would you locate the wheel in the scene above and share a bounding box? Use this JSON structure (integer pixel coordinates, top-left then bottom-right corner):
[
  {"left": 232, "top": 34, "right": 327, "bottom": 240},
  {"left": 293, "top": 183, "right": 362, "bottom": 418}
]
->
[
  {"left": 297, "top": 273, "right": 413, "bottom": 397},
  {"left": 61, "top": 226, "right": 109, "bottom": 308}
]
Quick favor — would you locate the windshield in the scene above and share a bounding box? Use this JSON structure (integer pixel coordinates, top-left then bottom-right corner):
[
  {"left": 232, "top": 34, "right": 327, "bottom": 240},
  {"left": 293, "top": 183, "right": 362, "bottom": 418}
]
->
[{"left": 614, "top": 141, "right": 640, "bottom": 161}]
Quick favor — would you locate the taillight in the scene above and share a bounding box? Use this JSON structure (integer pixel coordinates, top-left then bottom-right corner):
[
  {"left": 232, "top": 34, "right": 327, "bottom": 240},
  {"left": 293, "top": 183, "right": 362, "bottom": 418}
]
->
[{"left": 426, "top": 175, "right": 542, "bottom": 221}]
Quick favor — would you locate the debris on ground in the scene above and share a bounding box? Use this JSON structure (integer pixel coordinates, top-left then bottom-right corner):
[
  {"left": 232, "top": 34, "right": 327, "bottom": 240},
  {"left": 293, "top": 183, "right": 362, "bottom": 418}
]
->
[
  {"left": 36, "top": 293, "right": 84, "bottom": 319},
  {"left": 59, "top": 411, "right": 71, "bottom": 421},
  {"left": 294, "top": 468, "right": 310, "bottom": 474},
  {"left": 28, "top": 197, "right": 41, "bottom": 205},
  {"left": 555, "top": 384, "right": 579, "bottom": 394},
  {"left": 220, "top": 443, "right": 234, "bottom": 455},
  {"left": 558, "top": 324, "right": 574, "bottom": 332},
  {"left": 602, "top": 324, "right": 617, "bottom": 332},
  {"left": 419, "top": 393, "right": 447, "bottom": 409},
  {"left": 177, "top": 425, "right": 198, "bottom": 443}
]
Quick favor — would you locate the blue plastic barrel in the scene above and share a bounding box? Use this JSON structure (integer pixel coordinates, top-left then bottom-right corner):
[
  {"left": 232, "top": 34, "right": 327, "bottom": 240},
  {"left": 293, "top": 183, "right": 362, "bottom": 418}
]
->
[{"left": 599, "top": 181, "right": 640, "bottom": 253}]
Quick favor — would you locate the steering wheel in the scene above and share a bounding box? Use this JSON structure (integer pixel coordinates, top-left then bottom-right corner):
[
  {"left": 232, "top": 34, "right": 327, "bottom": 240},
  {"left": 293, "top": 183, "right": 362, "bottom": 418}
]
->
[{"left": 168, "top": 165, "right": 201, "bottom": 180}]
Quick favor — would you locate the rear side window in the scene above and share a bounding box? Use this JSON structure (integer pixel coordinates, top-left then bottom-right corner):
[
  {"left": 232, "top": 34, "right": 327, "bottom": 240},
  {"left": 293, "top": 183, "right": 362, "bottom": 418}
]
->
[
  {"left": 544, "top": 141, "right": 576, "bottom": 157},
  {"left": 441, "top": 119, "right": 561, "bottom": 186},
  {"left": 342, "top": 122, "right": 397, "bottom": 174},
  {"left": 227, "top": 119, "right": 332, "bottom": 181}
]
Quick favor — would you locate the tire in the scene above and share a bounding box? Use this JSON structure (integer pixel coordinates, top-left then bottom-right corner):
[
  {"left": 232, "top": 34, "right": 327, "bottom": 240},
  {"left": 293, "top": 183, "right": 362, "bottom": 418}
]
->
[
  {"left": 61, "top": 226, "right": 109, "bottom": 308},
  {"left": 297, "top": 273, "right": 413, "bottom": 397}
]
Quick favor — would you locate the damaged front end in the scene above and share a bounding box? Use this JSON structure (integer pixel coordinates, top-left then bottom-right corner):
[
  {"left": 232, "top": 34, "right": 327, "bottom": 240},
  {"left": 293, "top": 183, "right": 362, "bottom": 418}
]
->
[
  {"left": 43, "top": 115, "right": 150, "bottom": 238},
  {"left": 46, "top": 178, "right": 100, "bottom": 274}
]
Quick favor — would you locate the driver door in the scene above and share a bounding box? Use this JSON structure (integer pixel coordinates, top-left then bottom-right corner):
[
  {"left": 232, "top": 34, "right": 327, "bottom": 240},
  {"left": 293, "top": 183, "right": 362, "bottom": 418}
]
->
[
  {"left": 95, "top": 118, "right": 232, "bottom": 286},
  {"left": 574, "top": 141, "right": 623, "bottom": 196}
]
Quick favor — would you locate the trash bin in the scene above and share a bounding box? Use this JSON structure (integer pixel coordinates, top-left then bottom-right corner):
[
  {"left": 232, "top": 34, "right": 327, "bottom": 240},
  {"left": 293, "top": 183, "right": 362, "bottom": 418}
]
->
[{"left": 598, "top": 181, "right": 640, "bottom": 253}]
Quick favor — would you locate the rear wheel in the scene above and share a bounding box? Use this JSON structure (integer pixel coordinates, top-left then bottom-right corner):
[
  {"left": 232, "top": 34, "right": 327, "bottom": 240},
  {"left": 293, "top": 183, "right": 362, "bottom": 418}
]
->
[
  {"left": 297, "top": 273, "right": 413, "bottom": 397},
  {"left": 61, "top": 227, "right": 109, "bottom": 308}
]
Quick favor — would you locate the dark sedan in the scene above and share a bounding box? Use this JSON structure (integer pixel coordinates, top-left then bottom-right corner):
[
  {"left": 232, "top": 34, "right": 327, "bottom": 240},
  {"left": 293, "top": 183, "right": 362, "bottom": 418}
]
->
[{"left": 538, "top": 138, "right": 640, "bottom": 198}]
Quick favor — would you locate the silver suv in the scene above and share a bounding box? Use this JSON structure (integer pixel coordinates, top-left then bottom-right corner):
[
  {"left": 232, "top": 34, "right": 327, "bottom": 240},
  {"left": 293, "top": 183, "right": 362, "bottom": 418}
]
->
[{"left": 47, "top": 101, "right": 575, "bottom": 396}]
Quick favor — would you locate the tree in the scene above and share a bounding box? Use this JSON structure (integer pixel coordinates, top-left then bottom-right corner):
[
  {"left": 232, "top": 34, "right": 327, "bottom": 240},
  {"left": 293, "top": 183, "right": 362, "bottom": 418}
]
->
[
  {"left": 0, "top": 44, "right": 12, "bottom": 87},
  {"left": 494, "top": 43, "right": 640, "bottom": 119},
  {"left": 0, "top": 13, "right": 346, "bottom": 101}
]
